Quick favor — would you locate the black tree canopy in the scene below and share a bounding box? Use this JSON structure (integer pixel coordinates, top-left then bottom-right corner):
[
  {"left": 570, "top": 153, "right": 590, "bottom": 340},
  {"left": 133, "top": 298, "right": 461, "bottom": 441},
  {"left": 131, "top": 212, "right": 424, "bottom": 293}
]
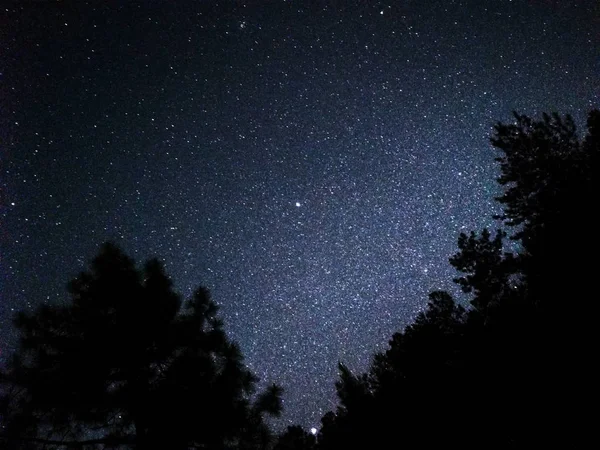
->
[
  {"left": 308, "top": 109, "right": 598, "bottom": 450},
  {"left": 1, "top": 243, "right": 282, "bottom": 450}
]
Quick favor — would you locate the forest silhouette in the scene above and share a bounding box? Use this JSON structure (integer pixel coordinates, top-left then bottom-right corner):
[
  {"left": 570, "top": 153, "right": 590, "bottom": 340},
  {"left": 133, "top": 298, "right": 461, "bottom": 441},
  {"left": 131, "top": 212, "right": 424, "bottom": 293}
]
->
[{"left": 1, "top": 110, "right": 597, "bottom": 449}]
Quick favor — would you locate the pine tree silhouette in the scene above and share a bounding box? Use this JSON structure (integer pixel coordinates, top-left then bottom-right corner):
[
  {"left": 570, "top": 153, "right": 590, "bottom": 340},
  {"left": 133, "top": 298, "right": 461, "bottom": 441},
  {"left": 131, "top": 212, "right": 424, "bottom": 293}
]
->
[
  {"left": 0, "top": 243, "right": 282, "bottom": 450},
  {"left": 308, "top": 109, "right": 598, "bottom": 449}
]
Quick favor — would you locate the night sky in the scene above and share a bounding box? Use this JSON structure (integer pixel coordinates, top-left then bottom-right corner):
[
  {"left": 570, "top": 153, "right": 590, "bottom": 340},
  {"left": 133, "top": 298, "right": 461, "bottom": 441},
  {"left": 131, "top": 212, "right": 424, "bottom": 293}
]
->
[{"left": 1, "top": 0, "right": 598, "bottom": 430}]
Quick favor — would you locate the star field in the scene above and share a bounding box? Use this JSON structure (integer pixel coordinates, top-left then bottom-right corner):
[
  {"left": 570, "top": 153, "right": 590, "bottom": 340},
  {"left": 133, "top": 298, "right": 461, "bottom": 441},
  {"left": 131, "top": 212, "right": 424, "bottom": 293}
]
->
[{"left": 1, "top": 0, "right": 598, "bottom": 429}]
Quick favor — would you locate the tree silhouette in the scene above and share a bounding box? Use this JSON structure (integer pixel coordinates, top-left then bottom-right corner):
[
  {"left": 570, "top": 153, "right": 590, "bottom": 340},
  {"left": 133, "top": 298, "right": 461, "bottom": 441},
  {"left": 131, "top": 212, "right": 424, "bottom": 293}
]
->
[
  {"left": 309, "top": 109, "right": 598, "bottom": 449},
  {"left": 0, "top": 243, "right": 282, "bottom": 450},
  {"left": 273, "top": 426, "right": 316, "bottom": 450}
]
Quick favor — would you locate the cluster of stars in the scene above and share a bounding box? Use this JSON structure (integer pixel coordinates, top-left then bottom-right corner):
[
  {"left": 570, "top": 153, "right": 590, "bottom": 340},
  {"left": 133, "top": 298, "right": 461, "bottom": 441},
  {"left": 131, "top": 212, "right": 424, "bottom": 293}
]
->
[{"left": 1, "top": 0, "right": 597, "bottom": 430}]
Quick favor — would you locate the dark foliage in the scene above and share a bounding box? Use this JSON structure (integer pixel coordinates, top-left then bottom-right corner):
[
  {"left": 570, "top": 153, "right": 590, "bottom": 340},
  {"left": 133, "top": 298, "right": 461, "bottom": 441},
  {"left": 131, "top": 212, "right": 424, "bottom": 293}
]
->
[
  {"left": 273, "top": 426, "right": 316, "bottom": 450},
  {"left": 280, "top": 109, "right": 597, "bottom": 449},
  {"left": 0, "top": 244, "right": 282, "bottom": 449}
]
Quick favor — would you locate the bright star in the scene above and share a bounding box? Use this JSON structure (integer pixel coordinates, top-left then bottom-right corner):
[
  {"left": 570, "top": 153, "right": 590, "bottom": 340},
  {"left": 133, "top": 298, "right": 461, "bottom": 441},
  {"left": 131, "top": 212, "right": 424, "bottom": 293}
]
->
[{"left": 295, "top": 202, "right": 301, "bottom": 207}]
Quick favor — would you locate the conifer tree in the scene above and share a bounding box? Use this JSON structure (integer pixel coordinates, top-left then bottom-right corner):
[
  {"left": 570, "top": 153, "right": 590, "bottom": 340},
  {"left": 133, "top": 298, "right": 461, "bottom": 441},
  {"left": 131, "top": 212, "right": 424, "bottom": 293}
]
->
[{"left": 0, "top": 243, "right": 282, "bottom": 450}]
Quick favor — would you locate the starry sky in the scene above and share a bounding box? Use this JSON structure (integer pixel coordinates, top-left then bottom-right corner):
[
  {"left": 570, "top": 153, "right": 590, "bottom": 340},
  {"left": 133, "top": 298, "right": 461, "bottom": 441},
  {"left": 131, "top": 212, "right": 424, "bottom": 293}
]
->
[{"left": 1, "top": 0, "right": 598, "bottom": 430}]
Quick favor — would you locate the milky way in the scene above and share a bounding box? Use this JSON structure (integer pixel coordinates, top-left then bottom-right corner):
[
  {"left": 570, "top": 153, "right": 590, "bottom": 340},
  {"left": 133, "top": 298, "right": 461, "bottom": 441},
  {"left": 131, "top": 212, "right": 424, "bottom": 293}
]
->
[{"left": 1, "top": 0, "right": 597, "bottom": 429}]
